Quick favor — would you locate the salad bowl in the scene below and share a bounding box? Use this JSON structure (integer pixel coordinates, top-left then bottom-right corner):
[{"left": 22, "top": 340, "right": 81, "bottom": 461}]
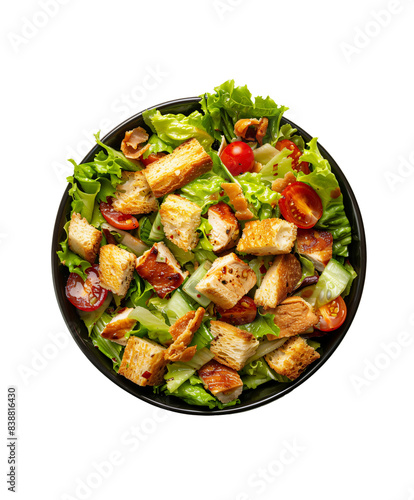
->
[{"left": 52, "top": 96, "right": 366, "bottom": 415}]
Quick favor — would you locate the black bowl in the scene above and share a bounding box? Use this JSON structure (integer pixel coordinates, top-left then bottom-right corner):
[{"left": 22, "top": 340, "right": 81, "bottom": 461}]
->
[{"left": 52, "top": 97, "right": 366, "bottom": 415}]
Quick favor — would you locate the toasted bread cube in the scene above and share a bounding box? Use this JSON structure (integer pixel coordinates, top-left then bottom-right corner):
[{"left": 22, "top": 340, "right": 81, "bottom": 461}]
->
[
  {"left": 159, "top": 195, "right": 202, "bottom": 251},
  {"left": 266, "top": 297, "right": 318, "bottom": 340},
  {"left": 208, "top": 202, "right": 240, "bottom": 252},
  {"left": 209, "top": 320, "right": 259, "bottom": 371},
  {"left": 99, "top": 244, "right": 136, "bottom": 296},
  {"left": 101, "top": 308, "right": 136, "bottom": 346},
  {"left": 236, "top": 218, "right": 297, "bottom": 256},
  {"left": 119, "top": 336, "right": 167, "bottom": 386},
  {"left": 164, "top": 307, "right": 205, "bottom": 362},
  {"left": 265, "top": 336, "right": 320, "bottom": 380},
  {"left": 195, "top": 253, "right": 256, "bottom": 310},
  {"left": 198, "top": 359, "right": 243, "bottom": 404},
  {"left": 296, "top": 228, "right": 333, "bottom": 272},
  {"left": 143, "top": 138, "right": 213, "bottom": 198},
  {"left": 254, "top": 254, "right": 301, "bottom": 309},
  {"left": 112, "top": 171, "right": 158, "bottom": 214},
  {"left": 135, "top": 242, "right": 188, "bottom": 298},
  {"left": 68, "top": 212, "right": 102, "bottom": 264}
]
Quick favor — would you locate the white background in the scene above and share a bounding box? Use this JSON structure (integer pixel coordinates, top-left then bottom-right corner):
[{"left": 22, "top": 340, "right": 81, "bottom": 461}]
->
[{"left": 1, "top": 1, "right": 414, "bottom": 499}]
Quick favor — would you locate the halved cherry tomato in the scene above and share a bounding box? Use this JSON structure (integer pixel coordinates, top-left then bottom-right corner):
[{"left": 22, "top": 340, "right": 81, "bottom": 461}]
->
[
  {"left": 220, "top": 141, "right": 255, "bottom": 176},
  {"left": 315, "top": 296, "right": 347, "bottom": 332},
  {"left": 141, "top": 152, "right": 167, "bottom": 166},
  {"left": 215, "top": 296, "right": 257, "bottom": 325},
  {"left": 65, "top": 265, "right": 108, "bottom": 312},
  {"left": 275, "top": 139, "right": 310, "bottom": 174},
  {"left": 279, "top": 181, "right": 323, "bottom": 229},
  {"left": 100, "top": 200, "right": 139, "bottom": 230}
]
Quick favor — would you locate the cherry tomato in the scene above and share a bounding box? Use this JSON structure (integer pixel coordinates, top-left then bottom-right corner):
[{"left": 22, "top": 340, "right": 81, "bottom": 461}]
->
[
  {"left": 141, "top": 152, "right": 167, "bottom": 166},
  {"left": 100, "top": 200, "right": 139, "bottom": 230},
  {"left": 316, "top": 296, "right": 347, "bottom": 332},
  {"left": 215, "top": 296, "right": 257, "bottom": 325},
  {"left": 279, "top": 181, "right": 323, "bottom": 229},
  {"left": 220, "top": 141, "right": 255, "bottom": 176},
  {"left": 275, "top": 139, "right": 310, "bottom": 174},
  {"left": 65, "top": 265, "right": 108, "bottom": 312}
]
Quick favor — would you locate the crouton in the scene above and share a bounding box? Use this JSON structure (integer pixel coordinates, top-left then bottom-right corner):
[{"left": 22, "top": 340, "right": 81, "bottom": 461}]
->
[
  {"left": 265, "top": 336, "right": 320, "bottom": 380},
  {"left": 236, "top": 218, "right": 297, "bottom": 256},
  {"left": 119, "top": 336, "right": 167, "bottom": 386},
  {"left": 195, "top": 253, "right": 256, "bottom": 310},
  {"left": 266, "top": 297, "right": 318, "bottom": 340},
  {"left": 99, "top": 244, "right": 136, "bottom": 296},
  {"left": 221, "top": 183, "right": 254, "bottom": 220},
  {"left": 143, "top": 138, "right": 213, "bottom": 197},
  {"left": 209, "top": 320, "right": 259, "bottom": 371},
  {"left": 135, "top": 242, "right": 188, "bottom": 298},
  {"left": 208, "top": 202, "right": 240, "bottom": 252},
  {"left": 296, "top": 228, "right": 333, "bottom": 272},
  {"left": 159, "top": 195, "right": 201, "bottom": 252},
  {"left": 112, "top": 170, "right": 158, "bottom": 214},
  {"left": 101, "top": 308, "right": 136, "bottom": 345},
  {"left": 164, "top": 307, "right": 205, "bottom": 362},
  {"left": 68, "top": 212, "right": 102, "bottom": 264},
  {"left": 198, "top": 359, "right": 243, "bottom": 404},
  {"left": 254, "top": 254, "right": 301, "bottom": 309}
]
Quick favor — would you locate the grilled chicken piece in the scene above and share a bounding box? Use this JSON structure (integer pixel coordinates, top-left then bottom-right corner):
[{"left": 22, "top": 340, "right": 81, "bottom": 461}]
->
[
  {"left": 164, "top": 308, "right": 205, "bottom": 362},
  {"left": 221, "top": 183, "right": 254, "bottom": 221},
  {"left": 207, "top": 202, "right": 240, "bottom": 253},
  {"left": 296, "top": 228, "right": 333, "bottom": 272},
  {"left": 198, "top": 359, "right": 243, "bottom": 404},
  {"left": 101, "top": 308, "right": 136, "bottom": 345},
  {"left": 135, "top": 242, "right": 188, "bottom": 298}
]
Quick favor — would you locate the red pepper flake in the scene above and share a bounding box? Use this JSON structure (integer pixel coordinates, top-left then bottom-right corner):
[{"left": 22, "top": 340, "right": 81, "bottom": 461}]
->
[
  {"left": 142, "top": 371, "right": 151, "bottom": 379},
  {"left": 197, "top": 294, "right": 201, "bottom": 298},
  {"left": 157, "top": 226, "right": 161, "bottom": 230},
  {"left": 220, "top": 191, "right": 224, "bottom": 196},
  {"left": 259, "top": 265, "right": 267, "bottom": 274}
]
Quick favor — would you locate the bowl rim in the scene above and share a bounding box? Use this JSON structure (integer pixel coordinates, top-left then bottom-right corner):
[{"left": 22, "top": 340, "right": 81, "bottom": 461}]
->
[{"left": 52, "top": 96, "right": 367, "bottom": 415}]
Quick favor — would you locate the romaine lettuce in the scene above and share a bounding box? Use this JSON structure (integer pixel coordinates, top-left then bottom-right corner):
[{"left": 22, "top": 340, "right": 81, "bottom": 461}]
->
[
  {"left": 142, "top": 108, "right": 214, "bottom": 151},
  {"left": 56, "top": 221, "right": 91, "bottom": 280},
  {"left": 242, "top": 311, "right": 280, "bottom": 339}
]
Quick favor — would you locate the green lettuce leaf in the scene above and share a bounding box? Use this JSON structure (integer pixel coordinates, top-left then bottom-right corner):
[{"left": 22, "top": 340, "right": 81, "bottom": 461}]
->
[
  {"left": 299, "top": 137, "right": 331, "bottom": 171},
  {"left": 125, "top": 274, "right": 154, "bottom": 308},
  {"left": 180, "top": 172, "right": 226, "bottom": 213},
  {"left": 241, "top": 357, "right": 290, "bottom": 388},
  {"left": 142, "top": 108, "right": 214, "bottom": 151},
  {"left": 241, "top": 311, "right": 280, "bottom": 339},
  {"left": 195, "top": 218, "right": 214, "bottom": 251},
  {"left": 275, "top": 123, "right": 305, "bottom": 150},
  {"left": 200, "top": 80, "right": 287, "bottom": 144},
  {"left": 142, "top": 134, "right": 174, "bottom": 158},
  {"left": 94, "top": 132, "right": 141, "bottom": 171},
  {"left": 342, "top": 261, "right": 357, "bottom": 297},
  {"left": 128, "top": 306, "right": 172, "bottom": 345},
  {"left": 237, "top": 172, "right": 280, "bottom": 213}
]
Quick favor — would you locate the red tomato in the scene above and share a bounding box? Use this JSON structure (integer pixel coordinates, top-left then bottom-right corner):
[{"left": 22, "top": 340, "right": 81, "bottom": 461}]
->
[
  {"left": 275, "top": 139, "right": 310, "bottom": 174},
  {"left": 141, "top": 153, "right": 167, "bottom": 166},
  {"left": 279, "top": 181, "right": 323, "bottom": 229},
  {"left": 65, "top": 265, "right": 108, "bottom": 312},
  {"left": 316, "top": 296, "right": 347, "bottom": 332},
  {"left": 215, "top": 296, "right": 257, "bottom": 325},
  {"left": 100, "top": 201, "right": 139, "bottom": 230},
  {"left": 220, "top": 141, "right": 255, "bottom": 176}
]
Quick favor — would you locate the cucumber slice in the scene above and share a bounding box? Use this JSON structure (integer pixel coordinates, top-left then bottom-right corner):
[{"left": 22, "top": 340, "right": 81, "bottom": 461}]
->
[
  {"left": 182, "top": 260, "right": 212, "bottom": 307},
  {"left": 308, "top": 259, "right": 351, "bottom": 309},
  {"left": 149, "top": 212, "right": 164, "bottom": 241}
]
